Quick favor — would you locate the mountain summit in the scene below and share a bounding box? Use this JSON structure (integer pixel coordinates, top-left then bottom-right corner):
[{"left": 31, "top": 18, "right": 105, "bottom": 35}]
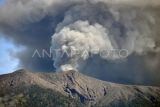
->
[{"left": 0, "top": 69, "right": 160, "bottom": 107}]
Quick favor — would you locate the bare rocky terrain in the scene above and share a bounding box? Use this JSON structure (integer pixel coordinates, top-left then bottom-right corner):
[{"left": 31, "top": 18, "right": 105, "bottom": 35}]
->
[{"left": 0, "top": 69, "right": 160, "bottom": 107}]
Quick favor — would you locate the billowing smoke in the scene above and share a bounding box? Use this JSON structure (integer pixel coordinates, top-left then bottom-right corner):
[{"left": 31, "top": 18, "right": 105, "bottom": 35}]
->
[
  {"left": 51, "top": 3, "right": 157, "bottom": 71},
  {"left": 51, "top": 21, "right": 114, "bottom": 71}
]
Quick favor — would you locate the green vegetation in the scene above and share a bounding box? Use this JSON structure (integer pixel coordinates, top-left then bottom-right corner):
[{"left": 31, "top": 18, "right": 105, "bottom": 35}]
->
[
  {"left": 0, "top": 85, "right": 160, "bottom": 107},
  {"left": 94, "top": 94, "right": 160, "bottom": 107},
  {"left": 26, "top": 85, "right": 83, "bottom": 107},
  {"left": 0, "top": 85, "right": 84, "bottom": 107}
]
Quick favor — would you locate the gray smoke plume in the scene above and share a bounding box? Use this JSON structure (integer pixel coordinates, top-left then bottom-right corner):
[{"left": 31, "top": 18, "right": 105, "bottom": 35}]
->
[{"left": 51, "top": 2, "right": 158, "bottom": 71}]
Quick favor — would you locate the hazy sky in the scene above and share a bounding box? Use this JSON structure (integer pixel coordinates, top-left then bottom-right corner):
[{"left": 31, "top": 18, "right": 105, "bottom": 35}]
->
[
  {"left": 0, "top": 34, "right": 21, "bottom": 74},
  {"left": 0, "top": 0, "right": 5, "bottom": 5},
  {"left": 0, "top": 0, "right": 16, "bottom": 74}
]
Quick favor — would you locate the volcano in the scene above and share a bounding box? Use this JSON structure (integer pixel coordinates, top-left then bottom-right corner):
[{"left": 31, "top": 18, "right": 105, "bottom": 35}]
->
[{"left": 0, "top": 69, "right": 160, "bottom": 107}]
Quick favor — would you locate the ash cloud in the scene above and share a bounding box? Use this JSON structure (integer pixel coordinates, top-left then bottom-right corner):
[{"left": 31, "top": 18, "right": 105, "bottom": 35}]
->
[
  {"left": 0, "top": 0, "right": 160, "bottom": 85},
  {"left": 51, "top": 3, "right": 157, "bottom": 71}
]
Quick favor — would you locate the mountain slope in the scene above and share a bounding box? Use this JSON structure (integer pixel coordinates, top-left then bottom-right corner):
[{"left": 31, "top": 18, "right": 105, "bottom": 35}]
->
[{"left": 0, "top": 69, "right": 160, "bottom": 107}]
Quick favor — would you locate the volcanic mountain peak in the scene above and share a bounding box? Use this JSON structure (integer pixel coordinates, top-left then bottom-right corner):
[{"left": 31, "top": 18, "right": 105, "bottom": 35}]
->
[{"left": 0, "top": 69, "right": 160, "bottom": 107}]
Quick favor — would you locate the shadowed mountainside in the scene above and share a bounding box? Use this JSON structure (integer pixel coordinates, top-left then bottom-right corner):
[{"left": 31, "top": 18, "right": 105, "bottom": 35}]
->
[{"left": 0, "top": 69, "right": 160, "bottom": 107}]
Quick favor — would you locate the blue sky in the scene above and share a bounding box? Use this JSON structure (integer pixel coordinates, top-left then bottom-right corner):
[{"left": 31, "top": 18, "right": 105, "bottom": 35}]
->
[
  {"left": 0, "top": 0, "right": 23, "bottom": 74},
  {"left": 0, "top": 0, "right": 5, "bottom": 5},
  {"left": 0, "top": 0, "right": 20, "bottom": 75},
  {"left": 0, "top": 34, "right": 22, "bottom": 74}
]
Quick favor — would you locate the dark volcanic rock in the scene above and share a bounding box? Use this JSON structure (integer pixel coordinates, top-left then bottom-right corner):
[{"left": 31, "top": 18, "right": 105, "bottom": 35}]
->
[{"left": 0, "top": 69, "right": 160, "bottom": 107}]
